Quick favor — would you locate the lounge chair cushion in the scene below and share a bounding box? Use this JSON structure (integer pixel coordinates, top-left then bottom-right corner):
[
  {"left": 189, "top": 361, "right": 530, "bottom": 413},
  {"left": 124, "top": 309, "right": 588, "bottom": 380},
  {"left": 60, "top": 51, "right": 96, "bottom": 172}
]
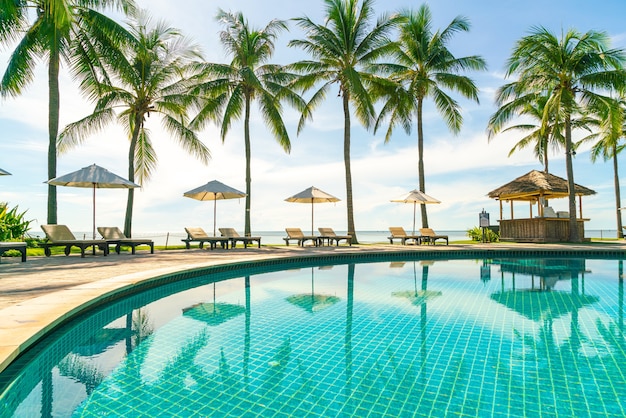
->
[
  {"left": 42, "top": 224, "right": 77, "bottom": 241},
  {"left": 97, "top": 226, "right": 126, "bottom": 240},
  {"left": 419, "top": 228, "right": 448, "bottom": 245},
  {"left": 40, "top": 225, "right": 108, "bottom": 257},
  {"left": 318, "top": 227, "right": 351, "bottom": 246},
  {"left": 284, "top": 228, "right": 319, "bottom": 246},
  {"left": 388, "top": 227, "right": 420, "bottom": 245},
  {"left": 182, "top": 227, "right": 229, "bottom": 250},
  {"left": 97, "top": 227, "right": 154, "bottom": 254},
  {"left": 185, "top": 227, "right": 210, "bottom": 240},
  {"left": 219, "top": 228, "right": 261, "bottom": 248}
]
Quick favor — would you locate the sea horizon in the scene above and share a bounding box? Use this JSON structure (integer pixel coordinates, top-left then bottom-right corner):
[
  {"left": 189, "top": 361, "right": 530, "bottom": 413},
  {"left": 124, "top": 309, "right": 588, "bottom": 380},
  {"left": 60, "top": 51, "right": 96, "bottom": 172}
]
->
[{"left": 32, "top": 229, "right": 622, "bottom": 247}]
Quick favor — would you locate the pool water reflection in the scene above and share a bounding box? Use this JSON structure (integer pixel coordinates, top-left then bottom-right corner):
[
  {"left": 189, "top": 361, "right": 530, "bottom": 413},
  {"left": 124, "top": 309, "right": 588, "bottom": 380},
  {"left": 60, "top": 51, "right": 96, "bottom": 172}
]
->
[{"left": 1, "top": 257, "right": 625, "bottom": 417}]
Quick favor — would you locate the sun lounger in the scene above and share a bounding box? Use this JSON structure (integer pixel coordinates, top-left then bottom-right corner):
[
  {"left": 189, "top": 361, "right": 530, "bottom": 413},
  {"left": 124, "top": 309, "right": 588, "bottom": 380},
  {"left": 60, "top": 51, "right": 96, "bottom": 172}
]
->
[
  {"left": 0, "top": 242, "right": 27, "bottom": 262},
  {"left": 419, "top": 228, "right": 448, "bottom": 245},
  {"left": 318, "top": 227, "right": 352, "bottom": 246},
  {"left": 284, "top": 228, "right": 319, "bottom": 246},
  {"left": 97, "top": 227, "right": 154, "bottom": 254},
  {"left": 182, "top": 227, "right": 229, "bottom": 249},
  {"left": 40, "top": 224, "right": 108, "bottom": 257},
  {"left": 219, "top": 228, "right": 261, "bottom": 248},
  {"left": 388, "top": 227, "right": 421, "bottom": 245}
]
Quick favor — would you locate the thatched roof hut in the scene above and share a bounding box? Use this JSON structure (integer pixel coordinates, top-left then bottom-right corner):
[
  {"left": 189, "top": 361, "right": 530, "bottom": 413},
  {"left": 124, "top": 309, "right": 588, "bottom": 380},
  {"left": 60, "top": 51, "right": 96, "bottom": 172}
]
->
[
  {"left": 487, "top": 170, "right": 596, "bottom": 221},
  {"left": 487, "top": 170, "right": 596, "bottom": 201}
]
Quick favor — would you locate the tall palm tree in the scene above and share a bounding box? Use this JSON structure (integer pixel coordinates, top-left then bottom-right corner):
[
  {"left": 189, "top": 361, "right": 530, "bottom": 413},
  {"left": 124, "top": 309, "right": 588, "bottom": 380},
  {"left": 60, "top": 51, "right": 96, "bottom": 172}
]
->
[
  {"left": 191, "top": 10, "right": 304, "bottom": 237},
  {"left": 488, "top": 95, "right": 562, "bottom": 172},
  {"left": 59, "top": 12, "right": 211, "bottom": 237},
  {"left": 374, "top": 5, "right": 486, "bottom": 228},
  {"left": 288, "top": 0, "right": 402, "bottom": 243},
  {"left": 579, "top": 98, "right": 626, "bottom": 238},
  {"left": 0, "top": 0, "right": 136, "bottom": 225},
  {"left": 493, "top": 27, "right": 626, "bottom": 241}
]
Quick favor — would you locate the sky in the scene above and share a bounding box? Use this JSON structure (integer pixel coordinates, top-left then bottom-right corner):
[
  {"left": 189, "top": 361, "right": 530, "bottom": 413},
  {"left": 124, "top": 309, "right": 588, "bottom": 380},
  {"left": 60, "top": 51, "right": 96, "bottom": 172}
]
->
[{"left": 1, "top": 0, "right": 626, "bottom": 238}]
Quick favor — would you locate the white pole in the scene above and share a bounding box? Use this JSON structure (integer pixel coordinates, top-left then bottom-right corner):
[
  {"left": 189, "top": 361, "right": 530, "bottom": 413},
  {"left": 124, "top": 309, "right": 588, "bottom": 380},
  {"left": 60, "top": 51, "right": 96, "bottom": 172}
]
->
[
  {"left": 311, "top": 200, "right": 314, "bottom": 236},
  {"left": 413, "top": 201, "right": 416, "bottom": 235},
  {"left": 92, "top": 184, "right": 96, "bottom": 240},
  {"left": 213, "top": 198, "right": 217, "bottom": 236}
]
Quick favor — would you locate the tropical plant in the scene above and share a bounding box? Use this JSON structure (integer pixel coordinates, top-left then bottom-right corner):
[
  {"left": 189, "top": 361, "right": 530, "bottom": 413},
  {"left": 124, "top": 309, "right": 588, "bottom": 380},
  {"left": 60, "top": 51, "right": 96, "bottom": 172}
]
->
[
  {"left": 190, "top": 10, "right": 304, "bottom": 237},
  {"left": 578, "top": 97, "right": 626, "bottom": 238},
  {"left": 58, "top": 11, "right": 211, "bottom": 237},
  {"left": 467, "top": 226, "right": 499, "bottom": 242},
  {"left": 374, "top": 5, "right": 486, "bottom": 229},
  {"left": 0, "top": 0, "right": 136, "bottom": 225},
  {"left": 492, "top": 27, "right": 626, "bottom": 242},
  {"left": 288, "top": 0, "right": 402, "bottom": 243},
  {"left": 0, "top": 202, "right": 32, "bottom": 241}
]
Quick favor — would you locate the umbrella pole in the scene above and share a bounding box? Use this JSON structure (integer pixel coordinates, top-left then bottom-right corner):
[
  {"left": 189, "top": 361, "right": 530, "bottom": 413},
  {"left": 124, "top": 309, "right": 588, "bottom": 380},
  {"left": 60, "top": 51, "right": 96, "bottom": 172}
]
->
[
  {"left": 213, "top": 198, "right": 217, "bottom": 236},
  {"left": 92, "top": 184, "right": 96, "bottom": 240},
  {"left": 311, "top": 200, "right": 315, "bottom": 236},
  {"left": 413, "top": 202, "right": 416, "bottom": 235}
]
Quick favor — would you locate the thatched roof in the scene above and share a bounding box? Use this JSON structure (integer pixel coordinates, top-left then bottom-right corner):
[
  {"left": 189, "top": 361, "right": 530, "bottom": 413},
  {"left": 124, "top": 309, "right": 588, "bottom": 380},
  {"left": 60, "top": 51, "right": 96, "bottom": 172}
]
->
[{"left": 487, "top": 170, "right": 596, "bottom": 201}]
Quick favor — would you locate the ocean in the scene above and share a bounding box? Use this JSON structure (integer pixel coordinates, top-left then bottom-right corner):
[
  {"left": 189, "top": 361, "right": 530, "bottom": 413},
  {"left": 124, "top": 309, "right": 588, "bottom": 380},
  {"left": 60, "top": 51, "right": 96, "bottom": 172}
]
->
[{"left": 114, "top": 229, "right": 622, "bottom": 247}]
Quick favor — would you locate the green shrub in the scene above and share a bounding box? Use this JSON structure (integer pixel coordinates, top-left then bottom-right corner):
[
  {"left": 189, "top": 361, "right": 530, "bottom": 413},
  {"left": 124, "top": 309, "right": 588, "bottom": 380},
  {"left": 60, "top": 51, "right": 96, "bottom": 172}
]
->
[
  {"left": 467, "top": 226, "right": 499, "bottom": 242},
  {"left": 0, "top": 202, "right": 32, "bottom": 241}
]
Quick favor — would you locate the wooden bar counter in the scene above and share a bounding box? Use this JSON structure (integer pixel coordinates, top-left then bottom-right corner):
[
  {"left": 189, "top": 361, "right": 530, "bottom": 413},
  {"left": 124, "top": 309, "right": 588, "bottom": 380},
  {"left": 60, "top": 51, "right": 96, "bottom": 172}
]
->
[{"left": 498, "top": 217, "right": 589, "bottom": 243}]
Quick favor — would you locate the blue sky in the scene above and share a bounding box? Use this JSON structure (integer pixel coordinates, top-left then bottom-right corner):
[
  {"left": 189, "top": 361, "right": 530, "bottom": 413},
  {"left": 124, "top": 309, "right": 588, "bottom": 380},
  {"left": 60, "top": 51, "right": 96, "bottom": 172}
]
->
[{"left": 1, "top": 0, "right": 626, "bottom": 237}]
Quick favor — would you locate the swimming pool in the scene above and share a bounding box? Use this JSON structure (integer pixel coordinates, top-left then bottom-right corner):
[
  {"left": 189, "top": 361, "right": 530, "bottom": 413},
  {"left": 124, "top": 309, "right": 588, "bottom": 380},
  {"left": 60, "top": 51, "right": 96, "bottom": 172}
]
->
[{"left": 1, "top": 255, "right": 625, "bottom": 417}]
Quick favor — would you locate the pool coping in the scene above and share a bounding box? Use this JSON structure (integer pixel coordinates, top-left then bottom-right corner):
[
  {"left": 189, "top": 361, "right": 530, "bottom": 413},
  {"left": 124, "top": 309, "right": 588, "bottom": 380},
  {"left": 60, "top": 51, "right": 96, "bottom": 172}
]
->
[{"left": 1, "top": 243, "right": 625, "bottom": 375}]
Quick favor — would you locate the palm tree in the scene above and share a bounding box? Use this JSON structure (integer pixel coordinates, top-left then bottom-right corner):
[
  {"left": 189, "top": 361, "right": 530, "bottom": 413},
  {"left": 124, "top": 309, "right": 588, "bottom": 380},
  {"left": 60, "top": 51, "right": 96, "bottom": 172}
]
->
[
  {"left": 191, "top": 10, "right": 303, "bottom": 237},
  {"left": 488, "top": 92, "right": 596, "bottom": 174},
  {"left": 288, "top": 0, "right": 402, "bottom": 243},
  {"left": 0, "top": 0, "right": 136, "bottom": 225},
  {"left": 493, "top": 27, "right": 626, "bottom": 241},
  {"left": 579, "top": 98, "right": 626, "bottom": 238},
  {"left": 488, "top": 95, "right": 562, "bottom": 173},
  {"left": 374, "top": 5, "right": 486, "bottom": 229},
  {"left": 58, "top": 12, "right": 211, "bottom": 237}
]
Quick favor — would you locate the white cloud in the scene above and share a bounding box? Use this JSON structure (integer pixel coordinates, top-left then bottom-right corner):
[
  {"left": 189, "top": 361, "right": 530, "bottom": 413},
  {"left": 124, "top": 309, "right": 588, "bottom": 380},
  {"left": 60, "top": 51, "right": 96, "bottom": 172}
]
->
[{"left": 1, "top": 0, "right": 624, "bottom": 238}]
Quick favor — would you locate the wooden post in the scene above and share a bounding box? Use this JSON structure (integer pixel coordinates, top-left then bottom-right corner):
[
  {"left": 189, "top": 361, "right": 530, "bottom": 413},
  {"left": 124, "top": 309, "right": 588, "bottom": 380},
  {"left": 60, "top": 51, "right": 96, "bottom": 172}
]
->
[
  {"left": 499, "top": 200, "right": 503, "bottom": 220},
  {"left": 510, "top": 200, "right": 514, "bottom": 219},
  {"left": 578, "top": 195, "right": 582, "bottom": 219}
]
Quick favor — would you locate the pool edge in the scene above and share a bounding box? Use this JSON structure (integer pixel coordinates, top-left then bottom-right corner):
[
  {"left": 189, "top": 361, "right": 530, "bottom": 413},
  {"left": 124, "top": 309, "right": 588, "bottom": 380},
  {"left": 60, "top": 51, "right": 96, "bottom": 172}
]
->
[{"left": 2, "top": 243, "right": 625, "bottom": 375}]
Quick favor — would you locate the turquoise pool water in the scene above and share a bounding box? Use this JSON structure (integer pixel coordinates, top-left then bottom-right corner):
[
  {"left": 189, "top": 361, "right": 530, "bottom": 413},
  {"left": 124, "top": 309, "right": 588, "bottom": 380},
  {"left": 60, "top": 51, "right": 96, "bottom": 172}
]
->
[{"left": 1, "top": 256, "right": 625, "bottom": 417}]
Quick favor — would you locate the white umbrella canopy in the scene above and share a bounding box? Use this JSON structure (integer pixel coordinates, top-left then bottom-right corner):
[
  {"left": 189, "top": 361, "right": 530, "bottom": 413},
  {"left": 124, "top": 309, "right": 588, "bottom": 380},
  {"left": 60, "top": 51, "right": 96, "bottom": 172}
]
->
[
  {"left": 285, "top": 186, "right": 340, "bottom": 235},
  {"left": 47, "top": 164, "right": 140, "bottom": 239},
  {"left": 0, "top": 167, "right": 11, "bottom": 175},
  {"left": 183, "top": 180, "right": 246, "bottom": 236},
  {"left": 391, "top": 189, "right": 441, "bottom": 235}
]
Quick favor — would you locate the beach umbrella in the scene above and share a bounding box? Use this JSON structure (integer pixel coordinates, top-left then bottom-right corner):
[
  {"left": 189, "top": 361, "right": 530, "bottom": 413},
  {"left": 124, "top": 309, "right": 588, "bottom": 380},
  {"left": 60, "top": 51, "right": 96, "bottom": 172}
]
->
[
  {"left": 47, "top": 164, "right": 139, "bottom": 240},
  {"left": 183, "top": 180, "right": 246, "bottom": 236},
  {"left": 182, "top": 283, "right": 245, "bottom": 326},
  {"left": 286, "top": 267, "right": 340, "bottom": 313},
  {"left": 285, "top": 186, "right": 340, "bottom": 235},
  {"left": 0, "top": 167, "right": 11, "bottom": 176},
  {"left": 390, "top": 190, "right": 441, "bottom": 235},
  {"left": 391, "top": 261, "right": 442, "bottom": 307}
]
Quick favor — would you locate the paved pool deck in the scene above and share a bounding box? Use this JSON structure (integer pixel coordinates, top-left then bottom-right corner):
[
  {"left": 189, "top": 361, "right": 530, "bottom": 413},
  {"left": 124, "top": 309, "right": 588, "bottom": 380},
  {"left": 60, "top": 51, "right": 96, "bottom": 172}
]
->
[{"left": 1, "top": 241, "right": 625, "bottom": 374}]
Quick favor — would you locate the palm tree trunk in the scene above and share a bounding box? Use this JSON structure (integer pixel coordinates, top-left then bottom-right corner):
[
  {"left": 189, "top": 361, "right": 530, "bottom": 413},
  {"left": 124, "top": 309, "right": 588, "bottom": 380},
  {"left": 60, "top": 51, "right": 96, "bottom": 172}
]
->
[
  {"left": 345, "top": 263, "right": 354, "bottom": 393},
  {"left": 613, "top": 147, "right": 623, "bottom": 239},
  {"left": 564, "top": 117, "right": 580, "bottom": 242},
  {"left": 124, "top": 118, "right": 142, "bottom": 238},
  {"left": 417, "top": 98, "right": 429, "bottom": 228},
  {"left": 244, "top": 94, "right": 252, "bottom": 237},
  {"left": 47, "top": 46, "right": 60, "bottom": 225},
  {"left": 343, "top": 94, "right": 358, "bottom": 244},
  {"left": 543, "top": 141, "right": 549, "bottom": 173}
]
